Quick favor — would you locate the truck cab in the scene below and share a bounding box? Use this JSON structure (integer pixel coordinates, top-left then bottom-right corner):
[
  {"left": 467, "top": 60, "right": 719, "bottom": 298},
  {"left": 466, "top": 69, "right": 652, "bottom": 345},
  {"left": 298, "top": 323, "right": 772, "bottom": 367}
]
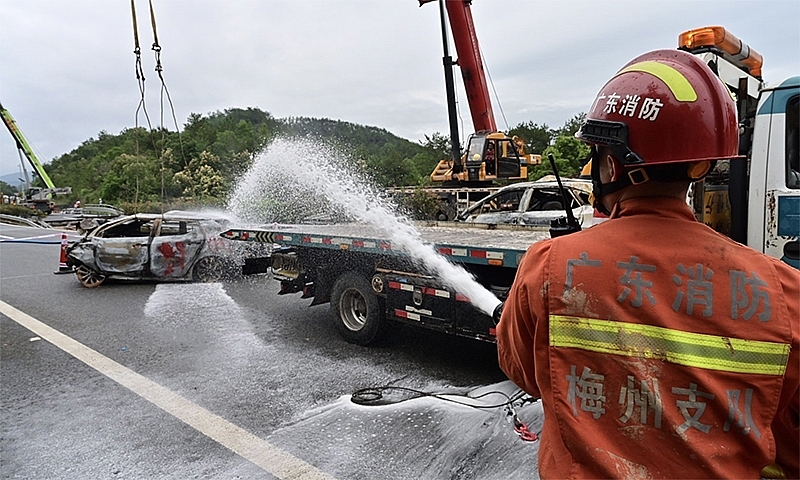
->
[
  {"left": 749, "top": 77, "right": 799, "bottom": 267},
  {"left": 430, "top": 131, "right": 536, "bottom": 185},
  {"left": 462, "top": 132, "right": 529, "bottom": 183}
]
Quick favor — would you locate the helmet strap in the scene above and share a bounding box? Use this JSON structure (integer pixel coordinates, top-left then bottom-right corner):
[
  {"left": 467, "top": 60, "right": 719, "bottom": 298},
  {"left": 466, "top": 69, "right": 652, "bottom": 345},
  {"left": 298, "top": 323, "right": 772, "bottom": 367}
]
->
[{"left": 590, "top": 147, "right": 649, "bottom": 216}]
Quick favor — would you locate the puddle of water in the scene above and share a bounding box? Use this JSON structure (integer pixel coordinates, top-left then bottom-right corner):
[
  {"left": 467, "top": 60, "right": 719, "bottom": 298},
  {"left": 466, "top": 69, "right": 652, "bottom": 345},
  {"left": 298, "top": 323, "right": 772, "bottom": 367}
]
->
[
  {"left": 144, "top": 283, "right": 238, "bottom": 321},
  {"left": 268, "top": 380, "right": 542, "bottom": 480},
  {"left": 227, "top": 137, "right": 501, "bottom": 316},
  {"left": 143, "top": 283, "right": 265, "bottom": 364}
]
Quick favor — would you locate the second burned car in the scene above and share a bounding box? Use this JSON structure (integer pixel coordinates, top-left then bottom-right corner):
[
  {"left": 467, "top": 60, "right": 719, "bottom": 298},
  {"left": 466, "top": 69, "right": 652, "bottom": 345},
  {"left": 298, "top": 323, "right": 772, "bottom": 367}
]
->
[{"left": 455, "top": 179, "right": 594, "bottom": 227}]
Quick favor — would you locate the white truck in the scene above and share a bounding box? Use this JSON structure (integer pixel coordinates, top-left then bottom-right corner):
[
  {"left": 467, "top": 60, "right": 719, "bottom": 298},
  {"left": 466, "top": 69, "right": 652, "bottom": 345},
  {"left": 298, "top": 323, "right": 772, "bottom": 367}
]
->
[
  {"left": 680, "top": 26, "right": 799, "bottom": 268},
  {"left": 224, "top": 26, "right": 798, "bottom": 347}
]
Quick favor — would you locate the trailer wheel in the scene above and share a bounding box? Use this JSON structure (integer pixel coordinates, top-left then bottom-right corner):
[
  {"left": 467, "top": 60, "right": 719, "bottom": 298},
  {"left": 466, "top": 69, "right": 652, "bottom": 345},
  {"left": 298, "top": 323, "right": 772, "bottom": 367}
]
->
[
  {"left": 192, "top": 256, "right": 224, "bottom": 282},
  {"left": 75, "top": 264, "right": 106, "bottom": 288},
  {"left": 331, "top": 272, "right": 384, "bottom": 346}
]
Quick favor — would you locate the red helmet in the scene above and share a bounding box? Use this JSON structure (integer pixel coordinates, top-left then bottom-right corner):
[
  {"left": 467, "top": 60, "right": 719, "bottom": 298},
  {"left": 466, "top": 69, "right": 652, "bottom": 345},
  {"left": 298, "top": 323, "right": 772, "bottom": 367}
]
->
[{"left": 577, "top": 49, "right": 739, "bottom": 166}]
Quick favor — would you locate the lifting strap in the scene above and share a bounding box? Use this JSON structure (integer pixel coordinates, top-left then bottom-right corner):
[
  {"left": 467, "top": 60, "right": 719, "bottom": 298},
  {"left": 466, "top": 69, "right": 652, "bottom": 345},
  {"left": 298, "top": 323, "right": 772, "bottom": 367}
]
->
[
  {"left": 146, "top": 0, "right": 186, "bottom": 170},
  {"left": 147, "top": 0, "right": 166, "bottom": 210},
  {"left": 130, "top": 0, "right": 152, "bottom": 136},
  {"left": 130, "top": 0, "right": 188, "bottom": 210},
  {"left": 130, "top": 0, "right": 156, "bottom": 208},
  {"left": 148, "top": 0, "right": 160, "bottom": 57}
]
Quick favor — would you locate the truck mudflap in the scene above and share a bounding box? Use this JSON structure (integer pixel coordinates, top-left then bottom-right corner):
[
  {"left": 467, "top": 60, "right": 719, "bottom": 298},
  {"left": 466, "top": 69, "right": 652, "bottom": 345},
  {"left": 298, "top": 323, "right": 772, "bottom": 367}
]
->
[
  {"left": 382, "top": 273, "right": 497, "bottom": 342},
  {"left": 242, "top": 256, "right": 271, "bottom": 275}
]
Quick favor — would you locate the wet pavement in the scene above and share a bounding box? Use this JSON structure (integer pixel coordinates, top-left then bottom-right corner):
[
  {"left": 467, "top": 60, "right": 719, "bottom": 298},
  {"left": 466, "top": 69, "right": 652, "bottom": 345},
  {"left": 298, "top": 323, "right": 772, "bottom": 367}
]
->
[{"left": 1, "top": 223, "right": 541, "bottom": 479}]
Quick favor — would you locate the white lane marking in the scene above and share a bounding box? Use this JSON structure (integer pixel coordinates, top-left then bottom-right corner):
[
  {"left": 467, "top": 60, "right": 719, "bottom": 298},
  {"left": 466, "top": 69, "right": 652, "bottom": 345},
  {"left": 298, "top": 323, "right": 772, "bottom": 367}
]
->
[
  {"left": 0, "top": 300, "right": 335, "bottom": 480},
  {"left": 2, "top": 273, "right": 58, "bottom": 280}
]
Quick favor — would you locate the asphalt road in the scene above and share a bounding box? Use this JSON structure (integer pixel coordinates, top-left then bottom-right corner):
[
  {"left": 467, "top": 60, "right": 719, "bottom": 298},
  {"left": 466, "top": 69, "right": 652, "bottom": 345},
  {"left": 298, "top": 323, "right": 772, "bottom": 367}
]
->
[{"left": 0, "top": 223, "right": 541, "bottom": 479}]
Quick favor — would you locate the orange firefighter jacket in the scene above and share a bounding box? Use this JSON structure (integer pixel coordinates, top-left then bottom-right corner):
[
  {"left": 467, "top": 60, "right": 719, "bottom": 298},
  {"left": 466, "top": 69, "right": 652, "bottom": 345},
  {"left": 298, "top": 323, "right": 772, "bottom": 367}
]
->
[{"left": 497, "top": 196, "right": 800, "bottom": 479}]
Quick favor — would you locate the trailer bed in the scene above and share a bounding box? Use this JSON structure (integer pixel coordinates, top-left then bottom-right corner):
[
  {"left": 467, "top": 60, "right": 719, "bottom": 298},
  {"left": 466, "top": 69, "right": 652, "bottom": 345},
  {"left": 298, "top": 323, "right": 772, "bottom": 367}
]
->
[{"left": 222, "top": 222, "right": 551, "bottom": 269}]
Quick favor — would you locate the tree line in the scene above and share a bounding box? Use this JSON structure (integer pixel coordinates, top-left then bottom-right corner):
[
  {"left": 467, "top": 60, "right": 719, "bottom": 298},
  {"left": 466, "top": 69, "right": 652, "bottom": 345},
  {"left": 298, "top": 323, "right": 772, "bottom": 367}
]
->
[{"left": 3, "top": 107, "right": 589, "bottom": 213}]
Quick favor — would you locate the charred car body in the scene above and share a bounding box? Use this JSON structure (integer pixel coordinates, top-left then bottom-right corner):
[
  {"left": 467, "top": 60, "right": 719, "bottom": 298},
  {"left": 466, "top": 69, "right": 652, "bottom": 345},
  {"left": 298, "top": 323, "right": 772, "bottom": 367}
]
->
[
  {"left": 66, "top": 211, "right": 256, "bottom": 287},
  {"left": 455, "top": 179, "right": 593, "bottom": 227}
]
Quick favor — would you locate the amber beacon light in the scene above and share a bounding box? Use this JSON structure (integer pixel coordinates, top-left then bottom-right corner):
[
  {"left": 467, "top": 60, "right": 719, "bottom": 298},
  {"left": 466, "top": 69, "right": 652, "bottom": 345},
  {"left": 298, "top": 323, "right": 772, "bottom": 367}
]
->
[{"left": 679, "top": 26, "right": 763, "bottom": 77}]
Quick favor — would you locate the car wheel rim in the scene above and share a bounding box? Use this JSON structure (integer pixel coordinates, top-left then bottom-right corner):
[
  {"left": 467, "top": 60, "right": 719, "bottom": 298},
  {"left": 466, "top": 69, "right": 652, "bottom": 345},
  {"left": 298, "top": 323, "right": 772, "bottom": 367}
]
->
[
  {"left": 340, "top": 288, "right": 367, "bottom": 331},
  {"left": 75, "top": 264, "right": 105, "bottom": 288},
  {"left": 195, "top": 257, "right": 221, "bottom": 282}
]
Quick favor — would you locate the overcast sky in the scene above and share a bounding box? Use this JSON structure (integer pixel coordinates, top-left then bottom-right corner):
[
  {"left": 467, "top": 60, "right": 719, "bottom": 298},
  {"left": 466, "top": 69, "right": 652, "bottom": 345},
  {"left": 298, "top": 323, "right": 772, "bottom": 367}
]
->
[{"left": 1, "top": 0, "right": 798, "bottom": 180}]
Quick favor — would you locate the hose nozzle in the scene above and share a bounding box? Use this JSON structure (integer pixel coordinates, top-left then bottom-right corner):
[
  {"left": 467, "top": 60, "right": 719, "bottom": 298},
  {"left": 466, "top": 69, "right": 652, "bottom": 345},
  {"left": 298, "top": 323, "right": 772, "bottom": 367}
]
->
[{"left": 492, "top": 302, "right": 504, "bottom": 325}]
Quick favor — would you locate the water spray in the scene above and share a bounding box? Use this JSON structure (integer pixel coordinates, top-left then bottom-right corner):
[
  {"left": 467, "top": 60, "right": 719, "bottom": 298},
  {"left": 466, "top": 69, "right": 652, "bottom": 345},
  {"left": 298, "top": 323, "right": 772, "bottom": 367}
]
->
[{"left": 228, "top": 137, "right": 502, "bottom": 316}]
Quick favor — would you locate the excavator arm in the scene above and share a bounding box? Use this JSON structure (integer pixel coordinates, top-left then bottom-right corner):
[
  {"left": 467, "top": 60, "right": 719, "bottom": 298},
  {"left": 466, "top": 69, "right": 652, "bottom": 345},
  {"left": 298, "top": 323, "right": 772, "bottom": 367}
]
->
[
  {"left": 0, "top": 101, "right": 57, "bottom": 189},
  {"left": 1, "top": 102, "right": 71, "bottom": 212}
]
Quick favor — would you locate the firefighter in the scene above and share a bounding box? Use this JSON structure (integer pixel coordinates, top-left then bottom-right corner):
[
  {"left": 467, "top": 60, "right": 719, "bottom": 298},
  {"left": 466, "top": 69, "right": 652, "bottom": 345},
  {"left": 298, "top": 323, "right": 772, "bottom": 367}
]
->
[{"left": 496, "top": 49, "right": 799, "bottom": 479}]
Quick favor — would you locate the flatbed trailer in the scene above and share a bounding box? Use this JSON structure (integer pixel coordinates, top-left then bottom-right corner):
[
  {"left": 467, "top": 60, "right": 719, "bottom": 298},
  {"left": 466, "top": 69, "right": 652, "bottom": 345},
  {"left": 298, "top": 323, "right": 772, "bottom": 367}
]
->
[{"left": 222, "top": 222, "right": 550, "bottom": 345}]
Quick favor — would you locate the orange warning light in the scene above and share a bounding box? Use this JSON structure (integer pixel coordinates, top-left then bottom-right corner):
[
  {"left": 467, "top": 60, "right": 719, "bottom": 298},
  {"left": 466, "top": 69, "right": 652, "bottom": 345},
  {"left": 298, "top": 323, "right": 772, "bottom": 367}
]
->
[{"left": 679, "top": 26, "right": 762, "bottom": 77}]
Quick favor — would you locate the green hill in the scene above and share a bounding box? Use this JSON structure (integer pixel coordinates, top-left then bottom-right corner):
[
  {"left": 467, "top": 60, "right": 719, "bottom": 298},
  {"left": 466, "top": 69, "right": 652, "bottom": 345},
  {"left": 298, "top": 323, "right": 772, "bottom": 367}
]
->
[
  {"left": 40, "top": 107, "right": 587, "bottom": 213},
  {"left": 44, "top": 108, "right": 442, "bottom": 211}
]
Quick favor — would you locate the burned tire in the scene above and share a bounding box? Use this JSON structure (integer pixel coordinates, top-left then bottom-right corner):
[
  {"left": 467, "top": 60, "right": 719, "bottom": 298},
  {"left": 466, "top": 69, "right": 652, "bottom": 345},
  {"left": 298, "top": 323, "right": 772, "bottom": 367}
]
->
[
  {"left": 330, "top": 271, "right": 385, "bottom": 346},
  {"left": 192, "top": 256, "right": 224, "bottom": 282},
  {"left": 75, "top": 264, "right": 106, "bottom": 288}
]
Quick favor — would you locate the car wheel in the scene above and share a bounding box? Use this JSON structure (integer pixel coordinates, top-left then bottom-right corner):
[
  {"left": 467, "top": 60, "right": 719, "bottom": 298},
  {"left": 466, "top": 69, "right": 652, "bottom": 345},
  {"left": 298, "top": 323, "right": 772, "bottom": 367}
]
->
[
  {"left": 330, "top": 271, "right": 385, "bottom": 346},
  {"left": 75, "top": 264, "right": 106, "bottom": 288},
  {"left": 192, "top": 256, "right": 223, "bottom": 282}
]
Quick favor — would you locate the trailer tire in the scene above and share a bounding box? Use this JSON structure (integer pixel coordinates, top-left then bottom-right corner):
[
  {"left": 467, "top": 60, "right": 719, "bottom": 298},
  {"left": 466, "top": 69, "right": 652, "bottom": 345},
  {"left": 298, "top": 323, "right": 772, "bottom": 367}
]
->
[{"left": 331, "top": 271, "right": 385, "bottom": 346}]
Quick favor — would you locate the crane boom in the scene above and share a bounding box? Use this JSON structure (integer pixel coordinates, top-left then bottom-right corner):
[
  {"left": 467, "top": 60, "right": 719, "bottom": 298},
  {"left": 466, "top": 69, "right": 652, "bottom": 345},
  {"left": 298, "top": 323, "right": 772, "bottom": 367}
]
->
[
  {"left": 0, "top": 102, "right": 56, "bottom": 189},
  {"left": 441, "top": 0, "right": 496, "bottom": 132}
]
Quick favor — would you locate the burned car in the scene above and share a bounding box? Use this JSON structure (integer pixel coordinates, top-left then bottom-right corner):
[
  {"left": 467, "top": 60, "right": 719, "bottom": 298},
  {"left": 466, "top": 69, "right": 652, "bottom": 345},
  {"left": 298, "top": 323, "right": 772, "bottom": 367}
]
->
[
  {"left": 66, "top": 212, "right": 251, "bottom": 287},
  {"left": 455, "top": 179, "right": 594, "bottom": 227}
]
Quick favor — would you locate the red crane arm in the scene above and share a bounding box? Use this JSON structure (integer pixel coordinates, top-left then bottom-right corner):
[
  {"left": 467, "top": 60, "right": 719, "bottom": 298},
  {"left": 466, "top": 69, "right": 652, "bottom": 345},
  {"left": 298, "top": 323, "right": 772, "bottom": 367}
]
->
[{"left": 443, "top": 0, "right": 496, "bottom": 132}]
